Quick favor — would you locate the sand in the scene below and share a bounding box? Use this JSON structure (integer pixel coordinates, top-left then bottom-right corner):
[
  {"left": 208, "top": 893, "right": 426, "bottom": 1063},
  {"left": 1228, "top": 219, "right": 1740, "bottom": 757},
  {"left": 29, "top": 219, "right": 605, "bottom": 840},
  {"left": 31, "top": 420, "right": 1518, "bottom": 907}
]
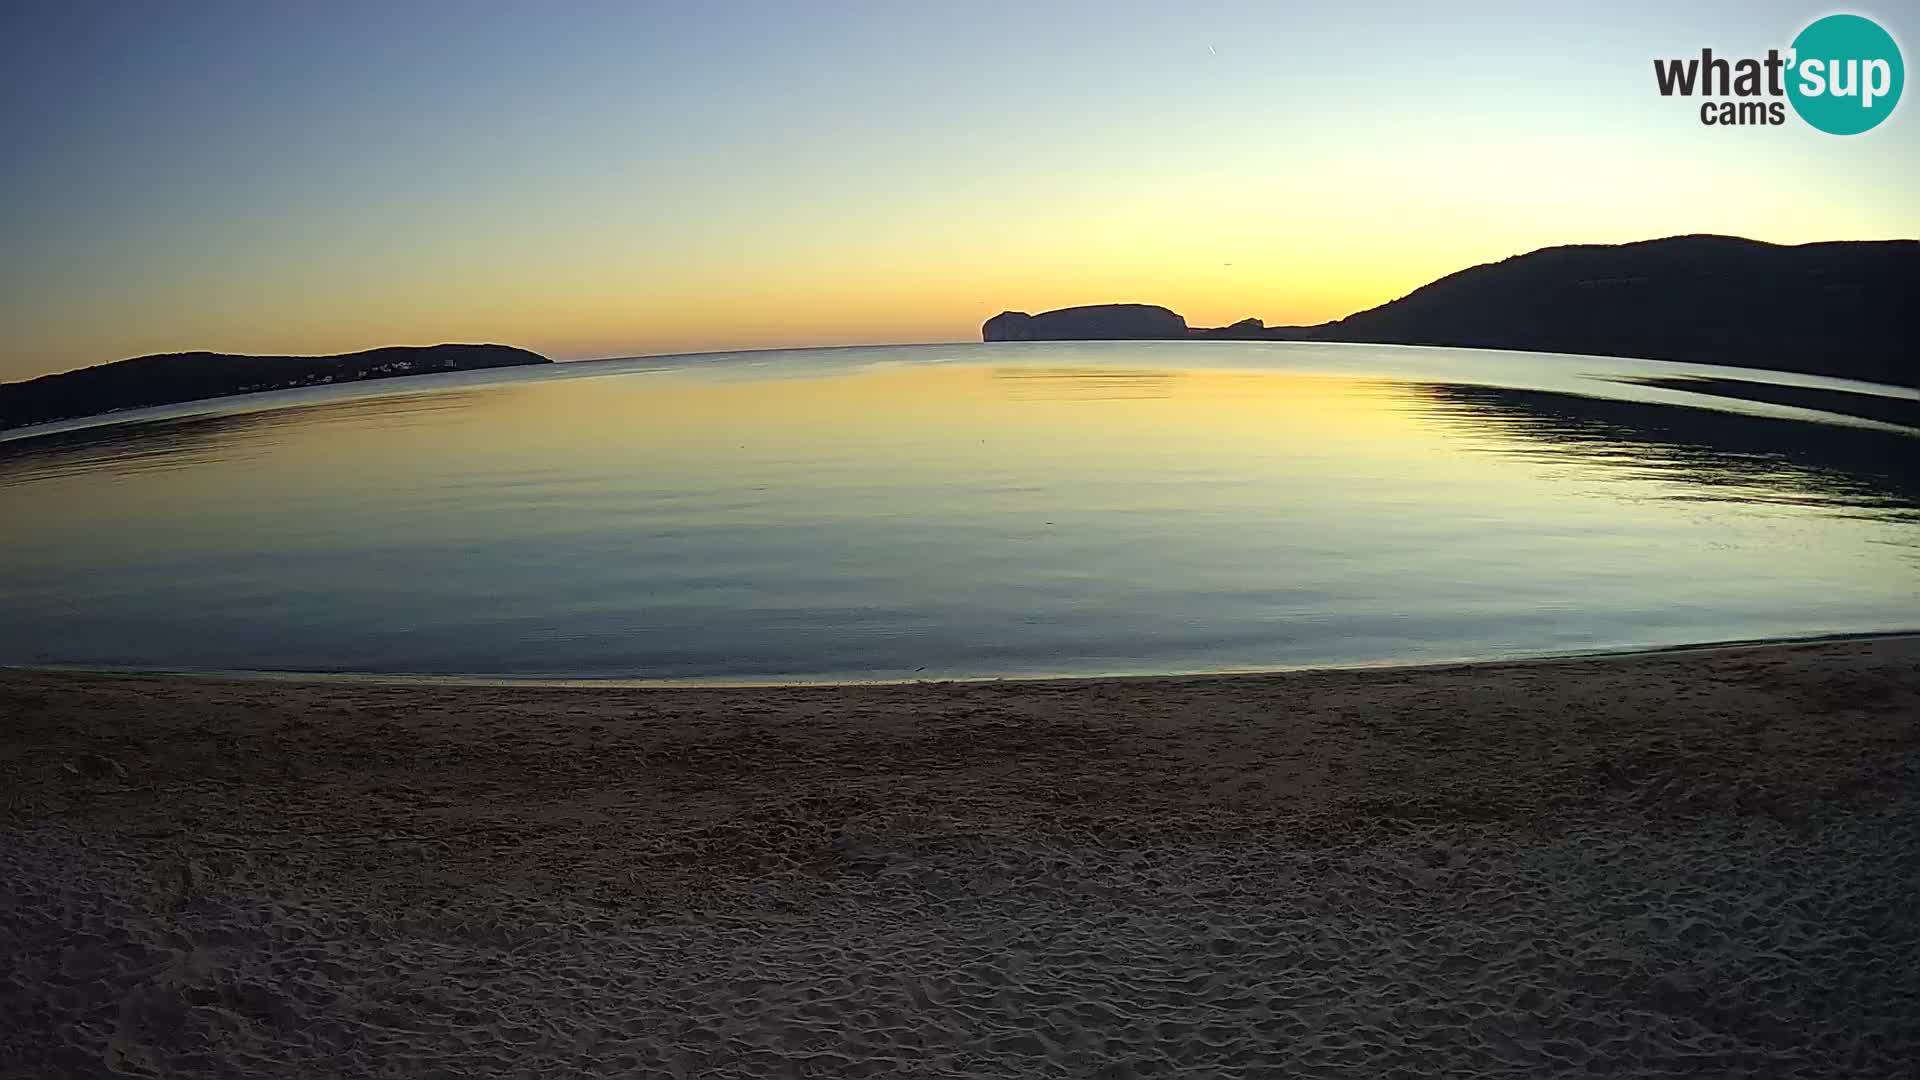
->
[{"left": 3, "top": 636, "right": 1918, "bottom": 1077}]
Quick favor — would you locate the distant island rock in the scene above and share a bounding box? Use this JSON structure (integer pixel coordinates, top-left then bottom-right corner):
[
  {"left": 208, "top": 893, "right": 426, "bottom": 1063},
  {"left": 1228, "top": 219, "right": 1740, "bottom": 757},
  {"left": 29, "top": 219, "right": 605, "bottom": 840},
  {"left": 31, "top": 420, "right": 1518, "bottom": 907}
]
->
[
  {"left": 0, "top": 344, "right": 551, "bottom": 432},
  {"left": 986, "top": 236, "right": 1919, "bottom": 388},
  {"left": 984, "top": 304, "right": 1188, "bottom": 341}
]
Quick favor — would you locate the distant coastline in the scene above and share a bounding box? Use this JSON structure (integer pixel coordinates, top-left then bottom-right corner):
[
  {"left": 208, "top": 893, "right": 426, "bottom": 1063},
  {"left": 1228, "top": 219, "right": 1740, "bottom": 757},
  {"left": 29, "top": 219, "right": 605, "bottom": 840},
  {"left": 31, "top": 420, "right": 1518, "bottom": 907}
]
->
[
  {"left": 985, "top": 235, "right": 1919, "bottom": 388},
  {"left": 5, "top": 233, "right": 1914, "bottom": 435},
  {"left": 0, "top": 344, "right": 550, "bottom": 432}
]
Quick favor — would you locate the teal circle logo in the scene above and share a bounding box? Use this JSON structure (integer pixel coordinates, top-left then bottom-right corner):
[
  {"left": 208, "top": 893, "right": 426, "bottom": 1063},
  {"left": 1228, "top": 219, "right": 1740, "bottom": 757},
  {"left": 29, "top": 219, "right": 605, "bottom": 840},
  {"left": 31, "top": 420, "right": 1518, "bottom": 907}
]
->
[{"left": 1787, "top": 14, "right": 1904, "bottom": 134}]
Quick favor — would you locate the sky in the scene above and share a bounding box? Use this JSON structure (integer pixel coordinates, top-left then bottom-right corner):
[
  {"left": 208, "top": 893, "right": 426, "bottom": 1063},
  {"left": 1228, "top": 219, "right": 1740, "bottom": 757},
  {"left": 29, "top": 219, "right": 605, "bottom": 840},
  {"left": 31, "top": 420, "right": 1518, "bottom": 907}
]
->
[{"left": 1, "top": 0, "right": 1915, "bottom": 381}]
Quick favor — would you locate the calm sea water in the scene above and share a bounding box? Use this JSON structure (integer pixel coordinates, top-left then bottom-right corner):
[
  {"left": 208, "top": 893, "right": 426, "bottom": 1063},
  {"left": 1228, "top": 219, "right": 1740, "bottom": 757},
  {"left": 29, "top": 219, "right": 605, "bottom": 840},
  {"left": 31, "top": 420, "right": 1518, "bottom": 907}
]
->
[{"left": 1, "top": 342, "right": 1915, "bottom": 681}]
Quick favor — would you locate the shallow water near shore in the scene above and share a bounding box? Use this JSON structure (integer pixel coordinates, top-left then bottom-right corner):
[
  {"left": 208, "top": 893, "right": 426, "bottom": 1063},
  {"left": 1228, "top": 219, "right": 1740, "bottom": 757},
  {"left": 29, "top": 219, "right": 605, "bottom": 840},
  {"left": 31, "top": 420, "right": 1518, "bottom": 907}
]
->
[{"left": 0, "top": 341, "right": 1915, "bottom": 679}]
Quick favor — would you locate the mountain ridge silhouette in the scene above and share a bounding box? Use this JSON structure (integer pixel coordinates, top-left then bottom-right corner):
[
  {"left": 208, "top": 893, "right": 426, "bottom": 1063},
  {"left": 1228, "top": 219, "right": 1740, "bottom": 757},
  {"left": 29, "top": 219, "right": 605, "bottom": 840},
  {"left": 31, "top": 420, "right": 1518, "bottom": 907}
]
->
[
  {"left": 0, "top": 344, "right": 550, "bottom": 432},
  {"left": 988, "top": 235, "right": 1918, "bottom": 387}
]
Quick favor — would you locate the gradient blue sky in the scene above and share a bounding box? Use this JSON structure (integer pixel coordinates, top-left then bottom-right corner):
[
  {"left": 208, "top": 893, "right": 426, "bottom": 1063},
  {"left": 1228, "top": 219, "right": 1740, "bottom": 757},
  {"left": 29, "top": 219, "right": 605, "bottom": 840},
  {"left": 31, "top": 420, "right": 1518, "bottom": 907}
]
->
[{"left": 1, "top": 1, "right": 1914, "bottom": 380}]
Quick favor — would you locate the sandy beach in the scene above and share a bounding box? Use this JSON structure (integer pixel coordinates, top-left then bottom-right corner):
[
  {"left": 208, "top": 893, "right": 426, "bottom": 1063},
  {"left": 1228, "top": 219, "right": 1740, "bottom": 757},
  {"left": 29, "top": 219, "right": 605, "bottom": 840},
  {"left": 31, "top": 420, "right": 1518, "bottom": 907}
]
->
[{"left": 3, "top": 636, "right": 1917, "bottom": 1077}]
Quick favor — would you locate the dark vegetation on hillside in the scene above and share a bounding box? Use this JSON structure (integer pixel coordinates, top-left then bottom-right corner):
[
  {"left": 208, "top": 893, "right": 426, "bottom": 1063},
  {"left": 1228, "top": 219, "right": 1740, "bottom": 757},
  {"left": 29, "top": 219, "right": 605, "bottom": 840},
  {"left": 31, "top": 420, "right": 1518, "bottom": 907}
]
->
[
  {"left": 0, "top": 344, "right": 550, "bottom": 431},
  {"left": 988, "top": 236, "right": 1918, "bottom": 388}
]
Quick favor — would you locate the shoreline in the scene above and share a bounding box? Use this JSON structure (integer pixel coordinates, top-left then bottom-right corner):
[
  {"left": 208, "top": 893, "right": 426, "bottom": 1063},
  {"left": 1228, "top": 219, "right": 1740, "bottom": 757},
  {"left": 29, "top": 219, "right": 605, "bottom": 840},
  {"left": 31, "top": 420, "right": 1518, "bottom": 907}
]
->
[
  {"left": 6, "top": 634, "right": 1918, "bottom": 1076},
  {"left": 9, "top": 626, "right": 1919, "bottom": 691}
]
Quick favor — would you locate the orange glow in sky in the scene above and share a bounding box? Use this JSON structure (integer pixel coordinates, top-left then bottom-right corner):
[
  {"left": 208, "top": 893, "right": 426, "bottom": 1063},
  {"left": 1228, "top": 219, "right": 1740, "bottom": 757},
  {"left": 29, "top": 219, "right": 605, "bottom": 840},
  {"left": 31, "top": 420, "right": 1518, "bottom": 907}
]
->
[{"left": 1, "top": 2, "right": 1913, "bottom": 380}]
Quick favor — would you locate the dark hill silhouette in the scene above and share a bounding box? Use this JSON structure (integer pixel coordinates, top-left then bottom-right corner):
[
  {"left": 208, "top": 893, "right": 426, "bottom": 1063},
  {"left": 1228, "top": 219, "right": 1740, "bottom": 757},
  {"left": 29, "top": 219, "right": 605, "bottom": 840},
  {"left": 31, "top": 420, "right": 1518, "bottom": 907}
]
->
[
  {"left": 984, "top": 304, "right": 1187, "bottom": 341},
  {"left": 988, "top": 236, "right": 1919, "bottom": 387},
  {"left": 0, "top": 344, "right": 549, "bottom": 432}
]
